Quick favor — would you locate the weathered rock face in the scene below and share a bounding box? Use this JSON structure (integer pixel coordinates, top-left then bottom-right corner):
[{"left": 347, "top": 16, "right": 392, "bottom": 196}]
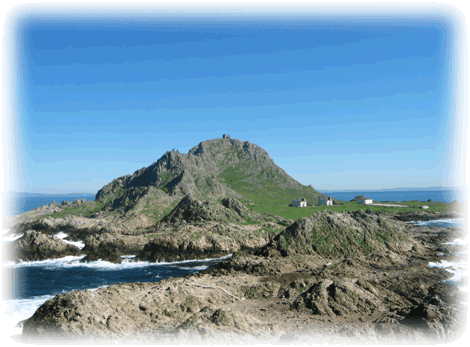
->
[
  {"left": 8, "top": 230, "right": 81, "bottom": 262},
  {"left": 161, "top": 194, "right": 243, "bottom": 224},
  {"left": 137, "top": 237, "right": 229, "bottom": 262},
  {"left": 221, "top": 197, "right": 251, "bottom": 219},
  {"left": 158, "top": 195, "right": 288, "bottom": 228},
  {"left": 22, "top": 276, "right": 255, "bottom": 339},
  {"left": 136, "top": 221, "right": 283, "bottom": 263},
  {"left": 258, "top": 210, "right": 413, "bottom": 259},
  {"left": 20, "top": 215, "right": 103, "bottom": 236},
  {"left": 80, "top": 233, "right": 148, "bottom": 263},
  {"left": 292, "top": 278, "right": 411, "bottom": 317}
]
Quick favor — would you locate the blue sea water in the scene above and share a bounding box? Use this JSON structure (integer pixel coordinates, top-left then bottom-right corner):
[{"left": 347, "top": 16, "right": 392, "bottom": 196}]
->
[
  {"left": 5, "top": 256, "right": 230, "bottom": 300},
  {"left": 317, "top": 189, "right": 461, "bottom": 203},
  {"left": 1, "top": 191, "right": 467, "bottom": 337},
  {"left": 3, "top": 194, "right": 96, "bottom": 217}
]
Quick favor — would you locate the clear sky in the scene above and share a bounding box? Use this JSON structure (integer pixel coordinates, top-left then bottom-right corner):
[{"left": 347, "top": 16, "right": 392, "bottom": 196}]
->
[{"left": 6, "top": 9, "right": 462, "bottom": 194}]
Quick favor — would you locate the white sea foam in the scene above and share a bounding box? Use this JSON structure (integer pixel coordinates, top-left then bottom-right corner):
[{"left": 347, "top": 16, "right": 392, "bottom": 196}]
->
[
  {"left": 443, "top": 234, "right": 469, "bottom": 246},
  {"left": 2, "top": 255, "right": 87, "bottom": 268},
  {"left": 2, "top": 282, "right": 119, "bottom": 337},
  {"left": 429, "top": 258, "right": 468, "bottom": 291},
  {"left": 3, "top": 254, "right": 232, "bottom": 271},
  {"left": 410, "top": 218, "right": 468, "bottom": 228},
  {"left": 68, "top": 254, "right": 233, "bottom": 270},
  {"left": 151, "top": 254, "right": 233, "bottom": 266},
  {"left": 2, "top": 233, "right": 23, "bottom": 241},
  {"left": 87, "top": 285, "right": 109, "bottom": 292},
  {"left": 421, "top": 218, "right": 469, "bottom": 295},
  {"left": 1, "top": 294, "right": 54, "bottom": 337},
  {"left": 177, "top": 265, "right": 209, "bottom": 271},
  {"left": 1, "top": 228, "right": 23, "bottom": 242},
  {"left": 54, "top": 232, "right": 85, "bottom": 249}
]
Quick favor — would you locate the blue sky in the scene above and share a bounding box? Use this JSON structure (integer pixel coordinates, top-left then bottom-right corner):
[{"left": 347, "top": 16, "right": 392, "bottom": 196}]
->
[{"left": 11, "top": 15, "right": 457, "bottom": 193}]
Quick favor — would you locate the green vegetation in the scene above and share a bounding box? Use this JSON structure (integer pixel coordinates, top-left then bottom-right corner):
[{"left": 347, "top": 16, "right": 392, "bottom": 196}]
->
[
  {"left": 237, "top": 199, "right": 453, "bottom": 221},
  {"left": 217, "top": 163, "right": 324, "bottom": 220},
  {"left": 43, "top": 201, "right": 105, "bottom": 219},
  {"left": 159, "top": 171, "right": 174, "bottom": 183},
  {"left": 157, "top": 186, "right": 169, "bottom": 194},
  {"left": 100, "top": 187, "right": 125, "bottom": 205}
]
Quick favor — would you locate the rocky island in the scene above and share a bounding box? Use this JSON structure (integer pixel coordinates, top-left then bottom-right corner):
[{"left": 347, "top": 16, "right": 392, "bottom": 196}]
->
[{"left": 4, "top": 136, "right": 467, "bottom": 343}]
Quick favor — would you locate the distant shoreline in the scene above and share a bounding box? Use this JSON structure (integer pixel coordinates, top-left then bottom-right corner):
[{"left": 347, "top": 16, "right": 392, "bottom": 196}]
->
[
  {"left": 318, "top": 187, "right": 462, "bottom": 193},
  {"left": 3, "top": 192, "right": 96, "bottom": 198}
]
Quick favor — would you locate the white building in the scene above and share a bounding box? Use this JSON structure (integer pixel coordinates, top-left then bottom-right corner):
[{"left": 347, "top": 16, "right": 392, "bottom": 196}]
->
[
  {"left": 359, "top": 199, "right": 373, "bottom": 205},
  {"left": 319, "top": 197, "right": 333, "bottom": 206},
  {"left": 420, "top": 205, "right": 429, "bottom": 209},
  {"left": 291, "top": 198, "right": 307, "bottom": 207}
]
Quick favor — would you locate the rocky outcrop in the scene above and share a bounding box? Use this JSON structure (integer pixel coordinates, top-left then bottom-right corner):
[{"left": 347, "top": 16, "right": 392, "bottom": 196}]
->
[
  {"left": 161, "top": 195, "right": 242, "bottom": 224},
  {"left": 22, "top": 230, "right": 465, "bottom": 343},
  {"left": 160, "top": 195, "right": 287, "bottom": 226},
  {"left": 16, "top": 215, "right": 104, "bottom": 240},
  {"left": 221, "top": 197, "right": 251, "bottom": 219},
  {"left": 22, "top": 276, "right": 252, "bottom": 339},
  {"left": 80, "top": 234, "right": 148, "bottom": 263},
  {"left": 258, "top": 209, "right": 414, "bottom": 258},
  {"left": 391, "top": 211, "right": 462, "bottom": 222},
  {"left": 136, "top": 221, "right": 283, "bottom": 262},
  {"left": 291, "top": 278, "right": 411, "bottom": 317},
  {"left": 8, "top": 230, "right": 82, "bottom": 262}
]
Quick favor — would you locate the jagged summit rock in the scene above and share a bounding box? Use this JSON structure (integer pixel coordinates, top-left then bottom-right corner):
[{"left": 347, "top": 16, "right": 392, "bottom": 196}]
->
[{"left": 95, "top": 137, "right": 326, "bottom": 214}]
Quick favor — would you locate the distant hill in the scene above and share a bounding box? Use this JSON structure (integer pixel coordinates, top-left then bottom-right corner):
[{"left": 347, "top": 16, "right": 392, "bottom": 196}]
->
[{"left": 95, "top": 136, "right": 327, "bottom": 216}]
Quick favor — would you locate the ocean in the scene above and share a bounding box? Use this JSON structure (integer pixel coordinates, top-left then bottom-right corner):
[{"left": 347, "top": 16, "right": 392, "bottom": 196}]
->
[
  {"left": 2, "top": 194, "right": 96, "bottom": 218},
  {"left": 1, "top": 191, "right": 468, "bottom": 338},
  {"left": 317, "top": 189, "right": 463, "bottom": 203}
]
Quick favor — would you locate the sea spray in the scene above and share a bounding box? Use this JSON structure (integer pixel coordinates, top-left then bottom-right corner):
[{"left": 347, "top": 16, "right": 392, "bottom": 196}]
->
[
  {"left": 1, "top": 294, "right": 56, "bottom": 337},
  {"left": 418, "top": 219, "right": 470, "bottom": 294},
  {"left": 54, "top": 232, "right": 85, "bottom": 250},
  {"left": 408, "top": 219, "right": 468, "bottom": 228}
]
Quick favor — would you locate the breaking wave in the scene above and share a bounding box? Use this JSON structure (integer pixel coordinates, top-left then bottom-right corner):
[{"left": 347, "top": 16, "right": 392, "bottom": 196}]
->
[
  {"left": 54, "top": 232, "right": 85, "bottom": 249},
  {"left": 408, "top": 218, "right": 468, "bottom": 228},
  {"left": 3, "top": 254, "right": 232, "bottom": 270}
]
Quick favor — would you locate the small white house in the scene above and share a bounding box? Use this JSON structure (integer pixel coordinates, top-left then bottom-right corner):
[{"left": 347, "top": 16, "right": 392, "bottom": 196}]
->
[
  {"left": 420, "top": 205, "right": 429, "bottom": 209},
  {"left": 319, "top": 197, "right": 333, "bottom": 206},
  {"left": 292, "top": 198, "right": 307, "bottom": 207},
  {"left": 359, "top": 199, "right": 373, "bottom": 205}
]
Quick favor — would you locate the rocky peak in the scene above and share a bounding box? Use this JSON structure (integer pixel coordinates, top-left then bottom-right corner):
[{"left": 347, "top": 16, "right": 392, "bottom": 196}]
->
[{"left": 95, "top": 136, "right": 325, "bottom": 214}]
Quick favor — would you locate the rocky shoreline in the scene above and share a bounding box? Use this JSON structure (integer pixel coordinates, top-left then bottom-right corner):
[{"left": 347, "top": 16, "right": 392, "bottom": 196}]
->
[{"left": 5, "top": 206, "right": 466, "bottom": 344}]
